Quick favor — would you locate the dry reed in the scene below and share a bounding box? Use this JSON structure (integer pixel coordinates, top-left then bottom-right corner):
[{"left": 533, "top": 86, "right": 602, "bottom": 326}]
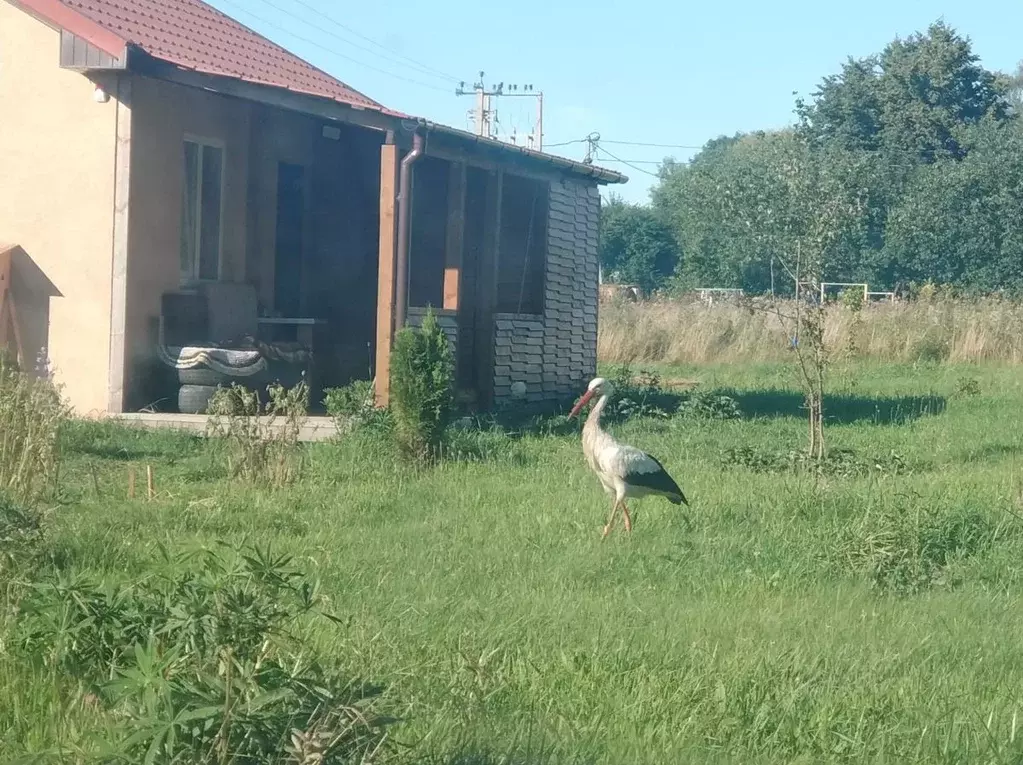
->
[{"left": 598, "top": 296, "right": 1023, "bottom": 365}]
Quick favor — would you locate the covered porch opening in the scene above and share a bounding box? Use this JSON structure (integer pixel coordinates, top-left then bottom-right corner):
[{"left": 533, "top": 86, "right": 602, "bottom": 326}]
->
[
  {"left": 123, "top": 73, "right": 388, "bottom": 414},
  {"left": 380, "top": 148, "right": 550, "bottom": 412}
]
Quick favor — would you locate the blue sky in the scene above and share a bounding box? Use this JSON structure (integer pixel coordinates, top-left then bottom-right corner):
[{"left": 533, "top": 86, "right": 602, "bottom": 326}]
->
[{"left": 208, "top": 0, "right": 1023, "bottom": 204}]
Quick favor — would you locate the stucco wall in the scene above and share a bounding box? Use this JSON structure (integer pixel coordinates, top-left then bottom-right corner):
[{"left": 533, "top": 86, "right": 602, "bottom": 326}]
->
[
  {"left": 493, "top": 179, "right": 599, "bottom": 407},
  {"left": 0, "top": 2, "right": 118, "bottom": 414}
]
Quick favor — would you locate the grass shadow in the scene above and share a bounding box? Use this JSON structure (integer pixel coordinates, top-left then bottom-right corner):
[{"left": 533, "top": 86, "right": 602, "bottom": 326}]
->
[
  {"left": 429, "top": 745, "right": 594, "bottom": 765},
  {"left": 957, "top": 442, "right": 1023, "bottom": 463},
  {"left": 61, "top": 420, "right": 203, "bottom": 461},
  {"left": 721, "top": 387, "right": 947, "bottom": 425}
]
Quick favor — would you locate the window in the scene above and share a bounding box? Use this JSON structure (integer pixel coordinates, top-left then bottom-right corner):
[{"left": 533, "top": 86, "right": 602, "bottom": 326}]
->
[
  {"left": 179, "top": 138, "right": 224, "bottom": 284},
  {"left": 497, "top": 173, "right": 548, "bottom": 315}
]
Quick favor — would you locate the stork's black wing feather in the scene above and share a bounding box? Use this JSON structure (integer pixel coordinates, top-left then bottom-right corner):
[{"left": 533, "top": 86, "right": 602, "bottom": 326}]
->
[{"left": 622, "top": 451, "right": 689, "bottom": 506}]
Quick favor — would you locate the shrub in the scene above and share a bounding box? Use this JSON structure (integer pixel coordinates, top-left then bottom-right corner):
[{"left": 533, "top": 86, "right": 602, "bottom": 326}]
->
[
  {"left": 323, "top": 379, "right": 388, "bottom": 436},
  {"left": 838, "top": 288, "right": 865, "bottom": 313},
  {"left": 0, "top": 494, "right": 46, "bottom": 610},
  {"left": 676, "top": 389, "right": 742, "bottom": 420},
  {"left": 206, "top": 381, "right": 308, "bottom": 487},
  {"left": 0, "top": 351, "right": 68, "bottom": 504},
  {"left": 954, "top": 374, "right": 982, "bottom": 398},
  {"left": 389, "top": 308, "right": 454, "bottom": 463}
]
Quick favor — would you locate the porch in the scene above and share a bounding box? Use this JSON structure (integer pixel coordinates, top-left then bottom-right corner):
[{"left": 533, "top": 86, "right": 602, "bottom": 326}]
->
[
  {"left": 116, "top": 73, "right": 574, "bottom": 417},
  {"left": 114, "top": 412, "right": 336, "bottom": 442},
  {"left": 119, "top": 75, "right": 385, "bottom": 414}
]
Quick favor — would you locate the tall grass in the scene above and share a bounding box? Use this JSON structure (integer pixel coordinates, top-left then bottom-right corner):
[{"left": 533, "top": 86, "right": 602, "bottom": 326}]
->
[
  {"left": 599, "top": 295, "right": 1023, "bottom": 365},
  {"left": 5, "top": 362, "right": 1023, "bottom": 763},
  {"left": 0, "top": 352, "right": 68, "bottom": 504}
]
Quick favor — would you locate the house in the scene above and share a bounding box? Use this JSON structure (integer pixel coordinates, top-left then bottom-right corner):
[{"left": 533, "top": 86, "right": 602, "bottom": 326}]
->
[{"left": 0, "top": 0, "right": 626, "bottom": 416}]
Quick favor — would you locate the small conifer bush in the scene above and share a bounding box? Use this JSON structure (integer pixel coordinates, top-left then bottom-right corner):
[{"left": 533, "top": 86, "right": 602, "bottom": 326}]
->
[{"left": 389, "top": 308, "right": 454, "bottom": 463}]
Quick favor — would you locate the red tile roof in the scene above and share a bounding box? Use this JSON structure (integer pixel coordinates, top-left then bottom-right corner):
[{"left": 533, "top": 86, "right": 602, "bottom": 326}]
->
[
  {"left": 31, "top": 0, "right": 390, "bottom": 112},
  {"left": 13, "top": 0, "right": 625, "bottom": 182}
]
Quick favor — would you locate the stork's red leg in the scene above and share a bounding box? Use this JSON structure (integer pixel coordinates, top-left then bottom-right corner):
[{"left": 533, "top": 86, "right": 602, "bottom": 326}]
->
[
  {"left": 621, "top": 503, "right": 633, "bottom": 533},
  {"left": 602, "top": 500, "right": 619, "bottom": 539}
]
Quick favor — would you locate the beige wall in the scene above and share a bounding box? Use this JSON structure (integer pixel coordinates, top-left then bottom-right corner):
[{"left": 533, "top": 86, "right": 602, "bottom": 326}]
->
[{"left": 0, "top": 2, "right": 118, "bottom": 414}]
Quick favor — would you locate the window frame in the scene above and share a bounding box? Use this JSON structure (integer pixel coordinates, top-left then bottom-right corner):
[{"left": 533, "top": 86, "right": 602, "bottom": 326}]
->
[
  {"left": 496, "top": 171, "right": 549, "bottom": 316},
  {"left": 179, "top": 134, "right": 227, "bottom": 286}
]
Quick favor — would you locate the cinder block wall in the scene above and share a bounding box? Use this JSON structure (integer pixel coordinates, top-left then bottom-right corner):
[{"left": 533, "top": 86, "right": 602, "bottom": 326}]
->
[
  {"left": 406, "top": 307, "right": 459, "bottom": 354},
  {"left": 493, "top": 179, "right": 599, "bottom": 407}
]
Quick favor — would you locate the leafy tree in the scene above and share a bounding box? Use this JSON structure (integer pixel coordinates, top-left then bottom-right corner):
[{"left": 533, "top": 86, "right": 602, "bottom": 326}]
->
[
  {"left": 798, "top": 21, "right": 1012, "bottom": 161},
  {"left": 651, "top": 20, "right": 1023, "bottom": 297},
  {"left": 708, "top": 131, "right": 867, "bottom": 458},
  {"left": 884, "top": 118, "right": 1023, "bottom": 291},
  {"left": 1001, "top": 61, "right": 1023, "bottom": 114},
  {"left": 598, "top": 195, "right": 680, "bottom": 293},
  {"left": 653, "top": 132, "right": 773, "bottom": 290}
]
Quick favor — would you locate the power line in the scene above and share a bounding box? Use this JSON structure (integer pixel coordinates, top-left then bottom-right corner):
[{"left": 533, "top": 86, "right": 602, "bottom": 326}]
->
[
  {"left": 594, "top": 157, "right": 663, "bottom": 164},
  {"left": 596, "top": 146, "right": 662, "bottom": 177},
  {"left": 544, "top": 138, "right": 587, "bottom": 148},
  {"left": 213, "top": 0, "right": 453, "bottom": 93},
  {"left": 601, "top": 139, "right": 706, "bottom": 149},
  {"left": 282, "top": 0, "right": 461, "bottom": 84}
]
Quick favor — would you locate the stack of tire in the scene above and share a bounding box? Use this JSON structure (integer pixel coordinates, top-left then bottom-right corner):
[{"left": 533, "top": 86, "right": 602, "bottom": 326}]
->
[
  {"left": 176, "top": 365, "right": 264, "bottom": 414},
  {"left": 157, "top": 345, "right": 269, "bottom": 414}
]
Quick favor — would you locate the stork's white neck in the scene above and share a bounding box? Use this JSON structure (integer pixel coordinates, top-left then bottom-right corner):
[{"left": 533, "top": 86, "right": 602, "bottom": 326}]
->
[{"left": 584, "top": 393, "right": 610, "bottom": 433}]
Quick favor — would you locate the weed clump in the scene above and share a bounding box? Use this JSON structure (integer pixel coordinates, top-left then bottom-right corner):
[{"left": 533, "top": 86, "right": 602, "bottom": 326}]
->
[
  {"left": 832, "top": 499, "right": 995, "bottom": 594},
  {"left": 601, "top": 364, "right": 741, "bottom": 422},
  {"left": 0, "top": 350, "right": 67, "bottom": 504},
  {"left": 13, "top": 543, "right": 396, "bottom": 763},
  {"left": 206, "top": 381, "right": 308, "bottom": 487},
  {"left": 389, "top": 308, "right": 454, "bottom": 464},
  {"left": 323, "top": 379, "right": 390, "bottom": 436},
  {"left": 721, "top": 446, "right": 914, "bottom": 478}
]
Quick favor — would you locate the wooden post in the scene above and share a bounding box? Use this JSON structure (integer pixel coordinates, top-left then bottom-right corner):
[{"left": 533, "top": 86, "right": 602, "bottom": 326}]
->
[
  {"left": 146, "top": 465, "right": 154, "bottom": 500},
  {"left": 474, "top": 169, "right": 502, "bottom": 410},
  {"left": 0, "top": 245, "right": 24, "bottom": 365},
  {"left": 374, "top": 143, "right": 400, "bottom": 407},
  {"left": 443, "top": 162, "right": 467, "bottom": 311},
  {"left": 128, "top": 468, "right": 136, "bottom": 499}
]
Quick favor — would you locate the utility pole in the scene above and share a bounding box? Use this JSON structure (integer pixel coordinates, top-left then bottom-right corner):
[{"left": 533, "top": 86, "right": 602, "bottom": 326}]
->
[
  {"left": 456, "top": 71, "right": 499, "bottom": 139},
  {"left": 583, "top": 132, "right": 600, "bottom": 164},
  {"left": 456, "top": 73, "right": 544, "bottom": 150}
]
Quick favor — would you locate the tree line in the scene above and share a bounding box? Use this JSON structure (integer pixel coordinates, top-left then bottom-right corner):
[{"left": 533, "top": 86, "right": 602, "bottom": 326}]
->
[{"left": 599, "top": 21, "right": 1023, "bottom": 296}]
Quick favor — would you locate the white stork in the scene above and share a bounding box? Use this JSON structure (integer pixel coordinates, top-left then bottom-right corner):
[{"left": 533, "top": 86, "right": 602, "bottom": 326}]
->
[{"left": 569, "top": 377, "right": 689, "bottom": 538}]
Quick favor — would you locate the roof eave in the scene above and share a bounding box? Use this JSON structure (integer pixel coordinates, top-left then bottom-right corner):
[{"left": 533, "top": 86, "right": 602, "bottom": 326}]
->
[
  {"left": 419, "top": 121, "right": 628, "bottom": 185},
  {"left": 10, "top": 0, "right": 127, "bottom": 59}
]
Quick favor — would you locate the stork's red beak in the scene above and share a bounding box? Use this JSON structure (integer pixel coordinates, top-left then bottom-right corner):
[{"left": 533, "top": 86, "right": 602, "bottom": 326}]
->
[{"left": 569, "top": 389, "right": 595, "bottom": 418}]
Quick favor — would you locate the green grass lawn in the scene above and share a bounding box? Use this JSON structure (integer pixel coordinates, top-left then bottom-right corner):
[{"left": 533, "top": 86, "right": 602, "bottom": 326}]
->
[{"left": 4, "top": 361, "right": 1023, "bottom": 764}]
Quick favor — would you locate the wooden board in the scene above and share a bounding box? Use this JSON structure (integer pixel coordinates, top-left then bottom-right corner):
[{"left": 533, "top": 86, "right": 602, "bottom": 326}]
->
[
  {"left": 443, "top": 162, "right": 466, "bottom": 311},
  {"left": 373, "top": 143, "right": 400, "bottom": 407}
]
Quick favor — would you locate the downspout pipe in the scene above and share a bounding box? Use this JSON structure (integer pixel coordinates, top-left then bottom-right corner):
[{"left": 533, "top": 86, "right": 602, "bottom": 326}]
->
[{"left": 393, "top": 127, "right": 425, "bottom": 334}]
